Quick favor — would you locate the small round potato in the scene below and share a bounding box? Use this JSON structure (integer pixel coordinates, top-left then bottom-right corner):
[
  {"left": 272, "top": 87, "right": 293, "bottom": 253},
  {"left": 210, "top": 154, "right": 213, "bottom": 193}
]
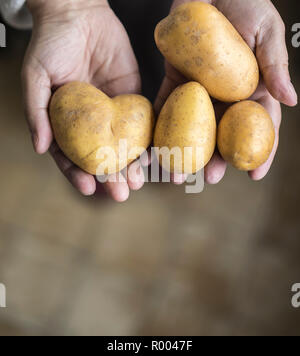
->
[
  {"left": 50, "top": 82, "right": 155, "bottom": 175},
  {"left": 154, "top": 82, "right": 216, "bottom": 174},
  {"left": 155, "top": 2, "right": 259, "bottom": 102},
  {"left": 218, "top": 101, "right": 275, "bottom": 171}
]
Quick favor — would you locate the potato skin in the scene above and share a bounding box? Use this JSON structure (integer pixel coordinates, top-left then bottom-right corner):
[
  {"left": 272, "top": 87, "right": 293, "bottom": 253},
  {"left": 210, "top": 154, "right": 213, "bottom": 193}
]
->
[
  {"left": 154, "top": 82, "right": 216, "bottom": 174},
  {"left": 50, "top": 82, "right": 155, "bottom": 175},
  {"left": 217, "top": 101, "right": 275, "bottom": 171},
  {"left": 155, "top": 2, "right": 259, "bottom": 102}
]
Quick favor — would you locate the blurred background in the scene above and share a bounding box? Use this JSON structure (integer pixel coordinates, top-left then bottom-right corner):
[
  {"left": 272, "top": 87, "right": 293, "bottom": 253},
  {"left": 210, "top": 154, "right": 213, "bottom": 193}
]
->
[{"left": 0, "top": 0, "right": 300, "bottom": 336}]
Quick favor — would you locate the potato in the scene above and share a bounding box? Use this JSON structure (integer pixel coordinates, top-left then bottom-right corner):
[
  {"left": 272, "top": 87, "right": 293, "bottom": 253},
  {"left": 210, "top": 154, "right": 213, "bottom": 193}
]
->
[
  {"left": 154, "top": 82, "right": 216, "bottom": 174},
  {"left": 50, "top": 82, "right": 155, "bottom": 175},
  {"left": 218, "top": 101, "right": 275, "bottom": 171},
  {"left": 155, "top": 2, "right": 259, "bottom": 102}
]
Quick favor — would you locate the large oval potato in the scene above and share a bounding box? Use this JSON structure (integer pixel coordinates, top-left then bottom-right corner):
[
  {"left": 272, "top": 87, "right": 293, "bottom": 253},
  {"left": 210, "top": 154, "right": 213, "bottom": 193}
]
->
[
  {"left": 218, "top": 101, "right": 275, "bottom": 171},
  {"left": 50, "top": 82, "right": 155, "bottom": 175},
  {"left": 155, "top": 2, "right": 259, "bottom": 102},
  {"left": 154, "top": 82, "right": 216, "bottom": 174}
]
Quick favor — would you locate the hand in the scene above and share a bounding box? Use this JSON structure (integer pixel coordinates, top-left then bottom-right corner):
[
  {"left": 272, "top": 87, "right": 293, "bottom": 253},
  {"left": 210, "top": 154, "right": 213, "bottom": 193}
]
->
[
  {"left": 22, "top": 0, "right": 144, "bottom": 202},
  {"left": 155, "top": 0, "right": 298, "bottom": 184}
]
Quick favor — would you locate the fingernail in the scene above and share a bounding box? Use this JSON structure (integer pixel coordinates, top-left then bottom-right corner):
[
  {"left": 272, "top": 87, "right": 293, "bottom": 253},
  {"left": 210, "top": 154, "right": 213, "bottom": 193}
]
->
[
  {"left": 31, "top": 133, "right": 39, "bottom": 152},
  {"left": 289, "top": 82, "right": 298, "bottom": 104}
]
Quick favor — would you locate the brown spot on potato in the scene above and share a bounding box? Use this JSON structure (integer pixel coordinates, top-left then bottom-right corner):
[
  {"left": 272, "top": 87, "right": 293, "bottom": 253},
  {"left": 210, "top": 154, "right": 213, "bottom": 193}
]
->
[
  {"left": 158, "top": 16, "right": 177, "bottom": 39},
  {"left": 190, "top": 29, "right": 205, "bottom": 45},
  {"left": 184, "top": 27, "right": 192, "bottom": 35},
  {"left": 194, "top": 56, "right": 203, "bottom": 66},
  {"left": 184, "top": 60, "right": 192, "bottom": 68},
  {"left": 177, "top": 8, "right": 192, "bottom": 22},
  {"left": 190, "top": 35, "right": 199, "bottom": 45}
]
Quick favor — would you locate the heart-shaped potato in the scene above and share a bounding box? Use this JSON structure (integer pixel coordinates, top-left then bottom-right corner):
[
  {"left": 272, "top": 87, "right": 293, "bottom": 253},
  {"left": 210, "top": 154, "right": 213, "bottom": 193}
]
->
[{"left": 50, "top": 82, "right": 155, "bottom": 175}]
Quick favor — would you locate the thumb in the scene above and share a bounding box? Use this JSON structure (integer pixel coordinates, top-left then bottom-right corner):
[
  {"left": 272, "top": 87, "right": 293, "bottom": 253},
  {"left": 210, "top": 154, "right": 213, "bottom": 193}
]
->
[
  {"left": 21, "top": 60, "right": 53, "bottom": 154},
  {"left": 256, "top": 17, "right": 298, "bottom": 107},
  {"left": 154, "top": 63, "right": 186, "bottom": 114}
]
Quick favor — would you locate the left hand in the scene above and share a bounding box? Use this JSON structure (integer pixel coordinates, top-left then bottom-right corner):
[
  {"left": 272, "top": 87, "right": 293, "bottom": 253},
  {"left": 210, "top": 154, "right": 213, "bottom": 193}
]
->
[
  {"left": 22, "top": 0, "right": 144, "bottom": 202},
  {"left": 155, "top": 0, "right": 298, "bottom": 184}
]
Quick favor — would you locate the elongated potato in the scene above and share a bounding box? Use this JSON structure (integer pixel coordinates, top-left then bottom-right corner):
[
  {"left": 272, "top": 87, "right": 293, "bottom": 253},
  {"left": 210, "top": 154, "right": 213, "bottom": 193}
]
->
[
  {"left": 155, "top": 2, "right": 259, "bottom": 102},
  {"left": 154, "top": 82, "right": 216, "bottom": 174},
  {"left": 218, "top": 101, "right": 275, "bottom": 171},
  {"left": 50, "top": 82, "right": 155, "bottom": 175}
]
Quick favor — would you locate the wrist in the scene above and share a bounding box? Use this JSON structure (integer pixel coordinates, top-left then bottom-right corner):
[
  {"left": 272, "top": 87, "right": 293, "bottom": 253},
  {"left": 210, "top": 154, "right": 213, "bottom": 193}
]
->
[{"left": 27, "top": 0, "right": 109, "bottom": 18}]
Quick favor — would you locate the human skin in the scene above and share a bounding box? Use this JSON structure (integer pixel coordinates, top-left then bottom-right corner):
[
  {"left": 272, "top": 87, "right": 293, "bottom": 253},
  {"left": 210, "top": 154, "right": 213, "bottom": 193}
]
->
[
  {"left": 22, "top": 0, "right": 145, "bottom": 202},
  {"left": 155, "top": 0, "right": 298, "bottom": 184},
  {"left": 22, "top": 0, "right": 298, "bottom": 199}
]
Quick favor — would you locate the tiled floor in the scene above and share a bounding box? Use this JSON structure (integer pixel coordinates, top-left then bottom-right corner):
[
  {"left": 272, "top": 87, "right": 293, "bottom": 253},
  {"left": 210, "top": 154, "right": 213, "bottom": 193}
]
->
[{"left": 0, "top": 1, "right": 300, "bottom": 336}]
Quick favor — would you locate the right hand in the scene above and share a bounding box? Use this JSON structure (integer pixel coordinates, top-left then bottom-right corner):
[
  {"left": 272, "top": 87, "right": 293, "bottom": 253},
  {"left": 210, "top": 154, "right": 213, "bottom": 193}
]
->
[
  {"left": 155, "top": 0, "right": 297, "bottom": 185},
  {"left": 22, "top": 0, "right": 145, "bottom": 202}
]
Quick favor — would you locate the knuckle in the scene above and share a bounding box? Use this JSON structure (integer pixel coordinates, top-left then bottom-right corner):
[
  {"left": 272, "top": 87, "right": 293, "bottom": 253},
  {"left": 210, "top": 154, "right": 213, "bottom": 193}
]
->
[
  {"left": 21, "top": 63, "right": 29, "bottom": 81},
  {"left": 277, "top": 18, "right": 286, "bottom": 33}
]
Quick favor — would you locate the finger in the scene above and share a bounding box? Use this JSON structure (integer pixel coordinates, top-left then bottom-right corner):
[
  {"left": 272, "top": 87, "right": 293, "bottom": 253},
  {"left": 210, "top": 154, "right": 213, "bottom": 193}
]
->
[
  {"left": 91, "top": 22, "right": 142, "bottom": 97},
  {"left": 256, "top": 17, "right": 298, "bottom": 107},
  {"left": 249, "top": 77, "right": 270, "bottom": 101},
  {"left": 49, "top": 143, "right": 96, "bottom": 196},
  {"left": 155, "top": 77, "right": 177, "bottom": 115},
  {"left": 140, "top": 150, "right": 153, "bottom": 167},
  {"left": 154, "top": 64, "right": 186, "bottom": 114},
  {"left": 21, "top": 63, "right": 53, "bottom": 154},
  {"left": 171, "top": 0, "right": 212, "bottom": 10},
  {"left": 205, "top": 152, "right": 227, "bottom": 185},
  {"left": 126, "top": 161, "right": 145, "bottom": 191},
  {"left": 103, "top": 172, "right": 130, "bottom": 203},
  {"left": 98, "top": 71, "right": 142, "bottom": 97},
  {"left": 249, "top": 94, "right": 281, "bottom": 181},
  {"left": 171, "top": 173, "right": 188, "bottom": 185}
]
